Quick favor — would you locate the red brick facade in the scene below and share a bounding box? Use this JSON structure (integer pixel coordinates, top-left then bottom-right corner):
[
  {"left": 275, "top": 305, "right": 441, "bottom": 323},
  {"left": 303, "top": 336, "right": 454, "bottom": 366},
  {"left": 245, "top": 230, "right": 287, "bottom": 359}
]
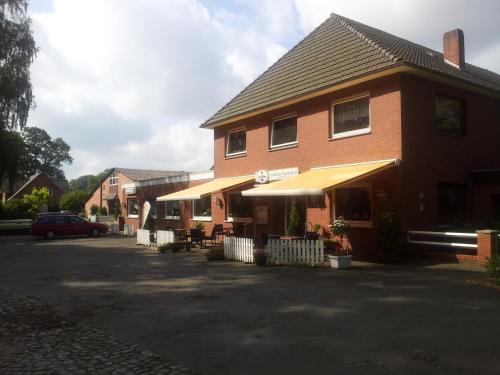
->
[
  {"left": 8, "top": 174, "right": 66, "bottom": 210},
  {"left": 203, "top": 73, "right": 500, "bottom": 260}
]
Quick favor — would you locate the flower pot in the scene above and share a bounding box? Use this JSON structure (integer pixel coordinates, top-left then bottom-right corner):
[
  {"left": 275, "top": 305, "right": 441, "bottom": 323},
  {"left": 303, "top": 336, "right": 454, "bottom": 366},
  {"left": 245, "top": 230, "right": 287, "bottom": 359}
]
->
[
  {"left": 254, "top": 254, "right": 267, "bottom": 266},
  {"left": 328, "top": 254, "right": 352, "bottom": 269}
]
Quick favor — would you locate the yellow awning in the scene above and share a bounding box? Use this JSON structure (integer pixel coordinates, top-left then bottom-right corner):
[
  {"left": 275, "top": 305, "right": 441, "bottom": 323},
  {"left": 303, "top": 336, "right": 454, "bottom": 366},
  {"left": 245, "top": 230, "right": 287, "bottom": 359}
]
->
[
  {"left": 242, "top": 159, "right": 398, "bottom": 197},
  {"left": 157, "top": 176, "right": 254, "bottom": 201}
]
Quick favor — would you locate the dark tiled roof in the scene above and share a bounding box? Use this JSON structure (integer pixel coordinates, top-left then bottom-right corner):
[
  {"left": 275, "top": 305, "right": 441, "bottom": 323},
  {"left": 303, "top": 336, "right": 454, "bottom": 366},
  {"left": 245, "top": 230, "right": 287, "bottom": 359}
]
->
[
  {"left": 116, "top": 168, "right": 187, "bottom": 182},
  {"left": 202, "top": 13, "right": 500, "bottom": 127}
]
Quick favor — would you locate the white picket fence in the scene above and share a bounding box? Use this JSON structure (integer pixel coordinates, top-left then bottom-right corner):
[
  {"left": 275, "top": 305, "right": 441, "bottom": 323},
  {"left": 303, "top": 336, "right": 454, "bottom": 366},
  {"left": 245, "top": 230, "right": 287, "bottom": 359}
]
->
[
  {"left": 224, "top": 237, "right": 254, "bottom": 263},
  {"left": 137, "top": 229, "right": 150, "bottom": 245},
  {"left": 267, "top": 239, "right": 324, "bottom": 266},
  {"left": 157, "top": 230, "right": 175, "bottom": 245},
  {"left": 124, "top": 224, "right": 134, "bottom": 236}
]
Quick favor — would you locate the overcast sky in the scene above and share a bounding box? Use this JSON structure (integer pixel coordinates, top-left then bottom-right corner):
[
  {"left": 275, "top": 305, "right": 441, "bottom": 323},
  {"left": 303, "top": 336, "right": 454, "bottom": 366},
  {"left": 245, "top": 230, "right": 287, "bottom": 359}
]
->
[{"left": 28, "top": 0, "right": 500, "bottom": 180}]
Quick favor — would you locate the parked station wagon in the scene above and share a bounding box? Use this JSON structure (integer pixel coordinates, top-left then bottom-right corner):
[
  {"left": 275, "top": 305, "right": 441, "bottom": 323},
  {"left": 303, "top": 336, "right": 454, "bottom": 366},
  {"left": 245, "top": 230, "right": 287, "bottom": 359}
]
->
[{"left": 31, "top": 213, "right": 108, "bottom": 239}]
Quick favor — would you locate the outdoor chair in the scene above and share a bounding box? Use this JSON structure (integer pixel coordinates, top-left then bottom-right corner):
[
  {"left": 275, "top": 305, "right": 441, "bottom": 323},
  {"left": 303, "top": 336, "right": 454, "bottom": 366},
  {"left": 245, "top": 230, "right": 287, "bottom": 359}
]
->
[
  {"left": 260, "top": 232, "right": 269, "bottom": 247},
  {"left": 213, "top": 224, "right": 224, "bottom": 243},
  {"left": 189, "top": 228, "right": 203, "bottom": 247},
  {"left": 203, "top": 226, "right": 219, "bottom": 246}
]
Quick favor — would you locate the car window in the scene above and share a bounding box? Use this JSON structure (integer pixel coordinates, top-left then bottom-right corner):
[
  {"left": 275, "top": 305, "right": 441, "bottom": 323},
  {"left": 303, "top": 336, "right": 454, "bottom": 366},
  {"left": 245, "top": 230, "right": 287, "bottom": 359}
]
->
[
  {"left": 68, "top": 216, "right": 84, "bottom": 224},
  {"left": 37, "top": 216, "right": 54, "bottom": 224},
  {"left": 54, "top": 216, "right": 65, "bottom": 225}
]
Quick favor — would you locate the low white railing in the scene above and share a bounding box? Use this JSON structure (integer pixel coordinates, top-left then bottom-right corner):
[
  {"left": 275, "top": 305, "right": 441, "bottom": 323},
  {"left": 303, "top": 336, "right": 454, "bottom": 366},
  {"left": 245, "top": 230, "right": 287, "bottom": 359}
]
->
[
  {"left": 267, "top": 239, "right": 324, "bottom": 266},
  {"left": 137, "top": 229, "right": 150, "bottom": 245},
  {"left": 157, "top": 230, "right": 175, "bottom": 245},
  {"left": 124, "top": 224, "right": 134, "bottom": 236},
  {"left": 224, "top": 237, "right": 254, "bottom": 263},
  {"left": 407, "top": 231, "right": 477, "bottom": 249}
]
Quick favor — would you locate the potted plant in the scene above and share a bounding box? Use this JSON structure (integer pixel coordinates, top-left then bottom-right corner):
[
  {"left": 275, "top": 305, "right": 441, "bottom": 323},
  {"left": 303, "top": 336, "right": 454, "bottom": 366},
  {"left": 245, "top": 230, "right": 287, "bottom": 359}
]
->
[
  {"left": 327, "top": 217, "right": 352, "bottom": 269},
  {"left": 287, "top": 204, "right": 299, "bottom": 235},
  {"left": 205, "top": 246, "right": 225, "bottom": 260},
  {"left": 192, "top": 221, "right": 205, "bottom": 230},
  {"left": 312, "top": 223, "right": 322, "bottom": 233},
  {"left": 253, "top": 248, "right": 268, "bottom": 266}
]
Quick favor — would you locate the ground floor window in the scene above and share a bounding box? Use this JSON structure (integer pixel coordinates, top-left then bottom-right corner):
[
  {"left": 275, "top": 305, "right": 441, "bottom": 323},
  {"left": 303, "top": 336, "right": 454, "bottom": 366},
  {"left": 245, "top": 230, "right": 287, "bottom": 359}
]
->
[
  {"left": 334, "top": 186, "right": 372, "bottom": 226},
  {"left": 438, "top": 183, "right": 466, "bottom": 225},
  {"left": 127, "top": 198, "right": 139, "bottom": 218},
  {"left": 228, "top": 193, "right": 252, "bottom": 220},
  {"left": 192, "top": 195, "right": 212, "bottom": 221},
  {"left": 165, "top": 200, "right": 181, "bottom": 220}
]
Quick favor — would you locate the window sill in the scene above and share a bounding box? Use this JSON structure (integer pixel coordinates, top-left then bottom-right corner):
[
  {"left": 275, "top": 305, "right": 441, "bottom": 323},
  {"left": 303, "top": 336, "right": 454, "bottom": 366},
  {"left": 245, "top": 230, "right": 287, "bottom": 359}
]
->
[
  {"left": 226, "top": 217, "right": 253, "bottom": 223},
  {"left": 348, "top": 221, "right": 372, "bottom": 228},
  {"left": 268, "top": 142, "right": 298, "bottom": 152},
  {"left": 436, "top": 131, "right": 467, "bottom": 139},
  {"left": 128, "top": 215, "right": 138, "bottom": 219},
  {"left": 165, "top": 216, "right": 180, "bottom": 220},
  {"left": 330, "top": 128, "right": 371, "bottom": 140},
  {"left": 225, "top": 152, "right": 247, "bottom": 160},
  {"left": 191, "top": 217, "right": 212, "bottom": 222}
]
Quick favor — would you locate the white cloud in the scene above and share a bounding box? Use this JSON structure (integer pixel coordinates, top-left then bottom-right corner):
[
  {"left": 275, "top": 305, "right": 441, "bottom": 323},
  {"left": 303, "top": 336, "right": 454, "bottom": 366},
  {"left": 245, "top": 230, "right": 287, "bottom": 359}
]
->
[{"left": 28, "top": 0, "right": 500, "bottom": 180}]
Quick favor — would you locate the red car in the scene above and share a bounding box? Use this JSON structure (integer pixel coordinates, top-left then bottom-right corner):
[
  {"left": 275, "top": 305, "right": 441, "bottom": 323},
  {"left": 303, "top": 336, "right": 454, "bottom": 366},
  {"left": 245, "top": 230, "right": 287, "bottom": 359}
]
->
[{"left": 31, "top": 214, "right": 108, "bottom": 239}]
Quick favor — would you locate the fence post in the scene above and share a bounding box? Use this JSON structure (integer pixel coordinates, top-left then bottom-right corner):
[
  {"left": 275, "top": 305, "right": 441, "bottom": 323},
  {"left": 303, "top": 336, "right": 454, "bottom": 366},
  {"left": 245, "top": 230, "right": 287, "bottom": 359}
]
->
[{"left": 476, "top": 230, "right": 498, "bottom": 264}]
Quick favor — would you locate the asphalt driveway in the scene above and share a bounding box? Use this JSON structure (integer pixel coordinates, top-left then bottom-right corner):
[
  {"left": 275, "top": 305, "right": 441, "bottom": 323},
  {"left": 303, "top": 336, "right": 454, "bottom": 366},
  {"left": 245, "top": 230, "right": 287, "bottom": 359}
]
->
[{"left": 0, "top": 235, "right": 498, "bottom": 374}]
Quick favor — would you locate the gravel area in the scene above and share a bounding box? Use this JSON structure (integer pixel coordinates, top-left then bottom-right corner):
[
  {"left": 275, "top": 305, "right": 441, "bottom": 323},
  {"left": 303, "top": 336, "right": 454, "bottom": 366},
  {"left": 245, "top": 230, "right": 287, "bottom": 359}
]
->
[{"left": 0, "top": 286, "right": 191, "bottom": 374}]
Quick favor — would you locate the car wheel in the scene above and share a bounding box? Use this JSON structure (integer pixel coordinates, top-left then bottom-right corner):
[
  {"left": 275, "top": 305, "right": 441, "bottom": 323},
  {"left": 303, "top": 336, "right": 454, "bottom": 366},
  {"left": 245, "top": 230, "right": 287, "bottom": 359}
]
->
[
  {"left": 90, "top": 228, "right": 100, "bottom": 237},
  {"left": 45, "top": 231, "right": 55, "bottom": 240}
]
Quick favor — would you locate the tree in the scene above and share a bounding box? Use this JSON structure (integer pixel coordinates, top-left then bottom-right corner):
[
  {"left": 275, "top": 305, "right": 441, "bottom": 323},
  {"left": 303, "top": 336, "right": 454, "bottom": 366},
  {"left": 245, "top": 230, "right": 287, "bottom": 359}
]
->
[
  {"left": 0, "top": 129, "right": 24, "bottom": 189},
  {"left": 21, "top": 126, "right": 73, "bottom": 179},
  {"left": 59, "top": 190, "right": 87, "bottom": 214},
  {"left": 0, "top": 0, "right": 37, "bottom": 131},
  {"left": 22, "top": 186, "right": 49, "bottom": 218},
  {"left": 69, "top": 168, "right": 112, "bottom": 194},
  {"left": 0, "top": 0, "right": 37, "bottom": 186}
]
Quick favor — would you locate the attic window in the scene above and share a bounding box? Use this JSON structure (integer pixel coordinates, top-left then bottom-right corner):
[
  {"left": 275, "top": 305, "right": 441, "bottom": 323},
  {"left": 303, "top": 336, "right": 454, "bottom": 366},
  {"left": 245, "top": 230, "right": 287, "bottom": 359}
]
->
[{"left": 109, "top": 171, "right": 118, "bottom": 186}]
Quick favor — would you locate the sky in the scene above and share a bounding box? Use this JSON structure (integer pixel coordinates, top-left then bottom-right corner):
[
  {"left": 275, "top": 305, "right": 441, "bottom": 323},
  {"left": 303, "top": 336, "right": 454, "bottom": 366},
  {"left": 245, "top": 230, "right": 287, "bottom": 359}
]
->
[{"left": 27, "top": 0, "right": 500, "bottom": 180}]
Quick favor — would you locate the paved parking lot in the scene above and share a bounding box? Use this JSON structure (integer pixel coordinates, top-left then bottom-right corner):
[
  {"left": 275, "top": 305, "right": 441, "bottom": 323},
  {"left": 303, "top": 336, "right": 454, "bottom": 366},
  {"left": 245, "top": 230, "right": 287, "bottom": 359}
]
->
[{"left": 0, "top": 235, "right": 499, "bottom": 374}]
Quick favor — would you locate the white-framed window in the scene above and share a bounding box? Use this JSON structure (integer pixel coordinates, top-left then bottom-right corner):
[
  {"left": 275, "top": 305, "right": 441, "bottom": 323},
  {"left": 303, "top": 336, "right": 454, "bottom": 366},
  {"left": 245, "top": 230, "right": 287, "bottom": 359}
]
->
[
  {"left": 165, "top": 200, "right": 181, "bottom": 220},
  {"left": 331, "top": 96, "right": 370, "bottom": 139},
  {"left": 127, "top": 198, "right": 139, "bottom": 218},
  {"left": 226, "top": 128, "right": 246, "bottom": 157},
  {"left": 270, "top": 115, "right": 297, "bottom": 148},
  {"left": 192, "top": 195, "right": 212, "bottom": 221},
  {"left": 227, "top": 192, "right": 252, "bottom": 221},
  {"left": 109, "top": 171, "right": 118, "bottom": 186},
  {"left": 333, "top": 184, "right": 372, "bottom": 227}
]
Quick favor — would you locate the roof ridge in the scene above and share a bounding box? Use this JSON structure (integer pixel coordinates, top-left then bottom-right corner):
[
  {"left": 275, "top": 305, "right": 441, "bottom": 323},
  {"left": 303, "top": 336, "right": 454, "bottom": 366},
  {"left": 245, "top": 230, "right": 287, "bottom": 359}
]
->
[{"left": 330, "top": 13, "right": 401, "bottom": 63}]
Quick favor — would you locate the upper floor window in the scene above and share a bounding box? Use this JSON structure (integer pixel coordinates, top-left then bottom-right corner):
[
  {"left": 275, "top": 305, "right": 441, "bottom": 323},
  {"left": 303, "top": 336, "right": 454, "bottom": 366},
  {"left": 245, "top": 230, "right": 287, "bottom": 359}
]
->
[
  {"left": 226, "top": 129, "right": 246, "bottom": 157},
  {"left": 109, "top": 171, "right": 118, "bottom": 185},
  {"left": 332, "top": 96, "right": 370, "bottom": 138},
  {"left": 436, "top": 94, "right": 465, "bottom": 136},
  {"left": 271, "top": 115, "right": 297, "bottom": 148}
]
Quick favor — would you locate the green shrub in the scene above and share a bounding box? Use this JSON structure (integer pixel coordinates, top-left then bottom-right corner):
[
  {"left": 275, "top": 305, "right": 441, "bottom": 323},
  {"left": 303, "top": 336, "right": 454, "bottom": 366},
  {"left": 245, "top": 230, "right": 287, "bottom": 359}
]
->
[
  {"left": 158, "top": 242, "right": 185, "bottom": 253},
  {"left": 192, "top": 221, "right": 204, "bottom": 230},
  {"left": 486, "top": 255, "right": 500, "bottom": 283},
  {"left": 23, "top": 187, "right": 49, "bottom": 218},
  {"left": 205, "top": 246, "right": 225, "bottom": 261},
  {"left": 0, "top": 199, "right": 29, "bottom": 219},
  {"left": 376, "top": 211, "right": 406, "bottom": 260},
  {"left": 98, "top": 206, "right": 107, "bottom": 215},
  {"left": 287, "top": 204, "right": 299, "bottom": 235},
  {"left": 90, "top": 204, "right": 99, "bottom": 215},
  {"left": 60, "top": 190, "right": 87, "bottom": 214},
  {"left": 157, "top": 244, "right": 169, "bottom": 253}
]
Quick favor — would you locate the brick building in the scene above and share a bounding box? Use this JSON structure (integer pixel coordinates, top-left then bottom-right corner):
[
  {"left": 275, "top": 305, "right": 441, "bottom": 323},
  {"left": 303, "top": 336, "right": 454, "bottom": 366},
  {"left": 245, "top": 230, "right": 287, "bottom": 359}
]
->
[
  {"left": 84, "top": 168, "right": 213, "bottom": 231},
  {"left": 159, "top": 14, "right": 500, "bottom": 259},
  {"left": 6, "top": 173, "right": 69, "bottom": 209}
]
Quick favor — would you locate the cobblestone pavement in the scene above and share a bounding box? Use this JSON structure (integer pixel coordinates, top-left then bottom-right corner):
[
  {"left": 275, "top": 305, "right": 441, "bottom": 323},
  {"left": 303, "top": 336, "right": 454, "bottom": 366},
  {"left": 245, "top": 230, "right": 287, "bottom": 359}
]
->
[{"left": 0, "top": 286, "right": 191, "bottom": 374}]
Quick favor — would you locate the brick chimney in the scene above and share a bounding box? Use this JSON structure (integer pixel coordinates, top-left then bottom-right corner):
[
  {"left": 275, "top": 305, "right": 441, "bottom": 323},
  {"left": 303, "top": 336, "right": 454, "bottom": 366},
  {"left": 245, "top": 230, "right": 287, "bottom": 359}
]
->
[{"left": 443, "top": 29, "right": 465, "bottom": 69}]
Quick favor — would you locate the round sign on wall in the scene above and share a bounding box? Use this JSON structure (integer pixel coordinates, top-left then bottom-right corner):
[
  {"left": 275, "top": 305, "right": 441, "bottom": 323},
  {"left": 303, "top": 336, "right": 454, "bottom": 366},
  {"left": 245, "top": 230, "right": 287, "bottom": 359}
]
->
[{"left": 255, "top": 169, "right": 269, "bottom": 184}]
